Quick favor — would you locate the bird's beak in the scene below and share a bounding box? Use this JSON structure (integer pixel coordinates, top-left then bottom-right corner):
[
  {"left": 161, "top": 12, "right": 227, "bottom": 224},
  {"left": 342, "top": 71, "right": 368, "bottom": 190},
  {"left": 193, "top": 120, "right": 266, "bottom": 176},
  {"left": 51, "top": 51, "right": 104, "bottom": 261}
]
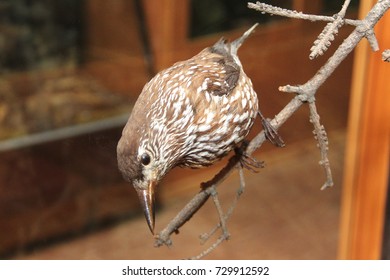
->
[{"left": 136, "top": 181, "right": 156, "bottom": 234}]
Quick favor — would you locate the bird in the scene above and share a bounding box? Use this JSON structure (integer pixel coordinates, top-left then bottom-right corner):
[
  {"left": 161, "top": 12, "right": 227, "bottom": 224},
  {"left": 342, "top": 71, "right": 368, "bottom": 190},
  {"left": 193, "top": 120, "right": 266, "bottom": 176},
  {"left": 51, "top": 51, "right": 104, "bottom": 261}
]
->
[{"left": 117, "top": 23, "right": 283, "bottom": 234}]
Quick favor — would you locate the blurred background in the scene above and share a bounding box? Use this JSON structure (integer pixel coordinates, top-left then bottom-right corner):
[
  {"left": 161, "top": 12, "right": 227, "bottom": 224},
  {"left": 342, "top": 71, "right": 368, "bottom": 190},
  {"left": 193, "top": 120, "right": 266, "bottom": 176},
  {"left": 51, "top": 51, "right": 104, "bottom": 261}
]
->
[{"left": 0, "top": 0, "right": 388, "bottom": 259}]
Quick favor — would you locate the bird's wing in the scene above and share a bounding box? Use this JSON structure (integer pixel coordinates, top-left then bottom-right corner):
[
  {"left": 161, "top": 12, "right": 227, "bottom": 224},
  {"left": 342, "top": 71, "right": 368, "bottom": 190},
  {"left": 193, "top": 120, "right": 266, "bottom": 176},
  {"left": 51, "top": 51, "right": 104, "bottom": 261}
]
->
[
  {"left": 206, "top": 58, "right": 240, "bottom": 97},
  {"left": 186, "top": 50, "right": 240, "bottom": 98}
]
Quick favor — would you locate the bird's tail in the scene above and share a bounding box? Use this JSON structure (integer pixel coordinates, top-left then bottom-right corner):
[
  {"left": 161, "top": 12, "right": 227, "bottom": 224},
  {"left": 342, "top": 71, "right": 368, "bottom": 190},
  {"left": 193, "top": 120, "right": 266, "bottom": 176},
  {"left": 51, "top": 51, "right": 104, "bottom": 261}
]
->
[
  {"left": 210, "top": 23, "right": 258, "bottom": 60},
  {"left": 230, "top": 23, "right": 259, "bottom": 54}
]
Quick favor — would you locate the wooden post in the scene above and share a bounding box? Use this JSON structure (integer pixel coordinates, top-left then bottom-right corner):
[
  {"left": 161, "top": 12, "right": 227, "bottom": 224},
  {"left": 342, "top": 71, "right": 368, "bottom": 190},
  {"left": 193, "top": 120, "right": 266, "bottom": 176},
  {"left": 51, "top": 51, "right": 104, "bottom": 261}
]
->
[
  {"left": 338, "top": 1, "right": 390, "bottom": 259},
  {"left": 142, "top": 0, "right": 190, "bottom": 71}
]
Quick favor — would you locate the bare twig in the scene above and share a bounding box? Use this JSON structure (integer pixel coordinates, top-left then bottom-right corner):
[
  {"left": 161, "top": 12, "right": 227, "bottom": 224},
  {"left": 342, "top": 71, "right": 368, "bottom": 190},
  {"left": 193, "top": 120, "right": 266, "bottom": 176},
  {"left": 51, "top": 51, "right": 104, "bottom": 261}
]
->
[
  {"left": 248, "top": 0, "right": 382, "bottom": 58},
  {"left": 310, "top": 0, "right": 351, "bottom": 59},
  {"left": 310, "top": 16, "right": 345, "bottom": 59},
  {"left": 199, "top": 165, "right": 246, "bottom": 246},
  {"left": 383, "top": 49, "right": 390, "bottom": 62},
  {"left": 190, "top": 187, "right": 231, "bottom": 260},
  {"left": 192, "top": 166, "right": 247, "bottom": 260},
  {"left": 365, "top": 28, "right": 380, "bottom": 51},
  {"left": 154, "top": 0, "right": 390, "bottom": 257},
  {"left": 339, "top": 0, "right": 352, "bottom": 16},
  {"left": 210, "top": 187, "right": 230, "bottom": 240},
  {"left": 155, "top": 153, "right": 241, "bottom": 247},
  {"left": 314, "top": 0, "right": 351, "bottom": 58},
  {"left": 247, "top": 1, "right": 360, "bottom": 26},
  {"left": 309, "top": 101, "right": 334, "bottom": 190},
  {"left": 189, "top": 234, "right": 227, "bottom": 260}
]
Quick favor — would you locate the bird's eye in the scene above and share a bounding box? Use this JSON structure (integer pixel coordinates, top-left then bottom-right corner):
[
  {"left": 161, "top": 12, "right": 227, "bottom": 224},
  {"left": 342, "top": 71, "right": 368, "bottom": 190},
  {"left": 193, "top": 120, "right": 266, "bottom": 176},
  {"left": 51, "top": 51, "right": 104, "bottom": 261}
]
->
[{"left": 140, "top": 153, "right": 151, "bottom": 166}]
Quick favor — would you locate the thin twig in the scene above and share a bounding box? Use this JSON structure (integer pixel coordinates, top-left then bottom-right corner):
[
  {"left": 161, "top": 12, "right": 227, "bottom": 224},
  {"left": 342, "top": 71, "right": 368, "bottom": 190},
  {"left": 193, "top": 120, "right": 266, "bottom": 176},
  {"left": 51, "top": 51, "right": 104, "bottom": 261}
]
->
[
  {"left": 309, "top": 16, "right": 345, "bottom": 59},
  {"left": 189, "top": 234, "right": 227, "bottom": 260},
  {"left": 247, "top": 1, "right": 360, "bottom": 26},
  {"left": 383, "top": 49, "right": 390, "bottom": 62},
  {"left": 309, "top": 0, "right": 351, "bottom": 59},
  {"left": 210, "top": 187, "right": 230, "bottom": 240},
  {"left": 192, "top": 168, "right": 247, "bottom": 259},
  {"left": 339, "top": 0, "right": 352, "bottom": 17},
  {"left": 155, "top": 154, "right": 240, "bottom": 247},
  {"left": 199, "top": 164, "right": 247, "bottom": 245},
  {"left": 249, "top": 0, "right": 383, "bottom": 58},
  {"left": 365, "top": 29, "right": 380, "bottom": 51},
  {"left": 308, "top": 101, "right": 334, "bottom": 190},
  {"left": 310, "top": 0, "right": 351, "bottom": 59}
]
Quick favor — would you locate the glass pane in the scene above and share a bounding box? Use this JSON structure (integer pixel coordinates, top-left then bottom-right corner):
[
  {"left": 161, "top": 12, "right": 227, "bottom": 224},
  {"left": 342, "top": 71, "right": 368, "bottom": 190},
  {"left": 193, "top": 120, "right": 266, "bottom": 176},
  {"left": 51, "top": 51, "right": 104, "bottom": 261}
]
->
[
  {"left": 190, "top": 0, "right": 293, "bottom": 38},
  {"left": 0, "top": 0, "right": 148, "bottom": 257}
]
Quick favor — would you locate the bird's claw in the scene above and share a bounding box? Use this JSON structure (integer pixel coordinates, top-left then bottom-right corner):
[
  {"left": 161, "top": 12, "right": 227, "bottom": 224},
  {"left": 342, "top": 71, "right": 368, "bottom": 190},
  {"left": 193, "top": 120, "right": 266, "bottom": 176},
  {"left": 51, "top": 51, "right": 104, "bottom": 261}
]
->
[
  {"left": 239, "top": 153, "right": 264, "bottom": 173},
  {"left": 235, "top": 143, "right": 264, "bottom": 172},
  {"left": 258, "top": 112, "right": 285, "bottom": 147}
]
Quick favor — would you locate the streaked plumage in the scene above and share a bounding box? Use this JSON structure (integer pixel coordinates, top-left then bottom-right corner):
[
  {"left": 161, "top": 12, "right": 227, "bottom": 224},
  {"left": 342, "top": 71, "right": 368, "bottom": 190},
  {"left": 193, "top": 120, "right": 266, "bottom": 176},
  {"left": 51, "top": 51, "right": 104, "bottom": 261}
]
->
[{"left": 117, "top": 24, "right": 267, "bottom": 233}]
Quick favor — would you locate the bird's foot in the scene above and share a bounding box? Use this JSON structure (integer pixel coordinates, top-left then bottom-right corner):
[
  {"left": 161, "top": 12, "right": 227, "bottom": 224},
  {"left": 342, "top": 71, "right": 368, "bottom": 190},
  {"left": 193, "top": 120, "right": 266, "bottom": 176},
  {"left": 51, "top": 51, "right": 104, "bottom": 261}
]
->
[
  {"left": 235, "top": 143, "right": 264, "bottom": 173},
  {"left": 239, "top": 153, "right": 264, "bottom": 173},
  {"left": 258, "top": 112, "right": 285, "bottom": 147}
]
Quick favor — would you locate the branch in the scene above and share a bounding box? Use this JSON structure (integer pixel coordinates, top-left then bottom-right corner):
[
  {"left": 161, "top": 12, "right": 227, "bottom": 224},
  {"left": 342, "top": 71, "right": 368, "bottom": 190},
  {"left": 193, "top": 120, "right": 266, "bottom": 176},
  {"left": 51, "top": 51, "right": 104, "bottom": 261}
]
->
[
  {"left": 248, "top": 0, "right": 382, "bottom": 58},
  {"left": 247, "top": 1, "right": 360, "bottom": 26},
  {"left": 154, "top": 0, "right": 390, "bottom": 256},
  {"left": 309, "top": 0, "right": 351, "bottom": 59},
  {"left": 309, "top": 101, "right": 333, "bottom": 190},
  {"left": 309, "top": 16, "right": 345, "bottom": 60},
  {"left": 382, "top": 49, "right": 390, "bottom": 61},
  {"left": 365, "top": 28, "right": 380, "bottom": 51}
]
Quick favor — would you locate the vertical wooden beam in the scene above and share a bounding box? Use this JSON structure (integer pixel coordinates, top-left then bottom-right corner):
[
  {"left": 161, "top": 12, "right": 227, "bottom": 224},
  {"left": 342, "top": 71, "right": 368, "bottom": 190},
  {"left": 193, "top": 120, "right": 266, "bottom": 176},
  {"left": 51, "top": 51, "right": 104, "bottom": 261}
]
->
[
  {"left": 142, "top": 0, "right": 190, "bottom": 70},
  {"left": 338, "top": 1, "right": 390, "bottom": 259}
]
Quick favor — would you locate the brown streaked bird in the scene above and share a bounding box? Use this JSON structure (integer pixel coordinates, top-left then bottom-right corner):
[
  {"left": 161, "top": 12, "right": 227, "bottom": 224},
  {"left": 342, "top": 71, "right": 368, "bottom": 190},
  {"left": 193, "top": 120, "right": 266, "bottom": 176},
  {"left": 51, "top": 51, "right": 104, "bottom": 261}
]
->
[{"left": 117, "top": 24, "right": 282, "bottom": 233}]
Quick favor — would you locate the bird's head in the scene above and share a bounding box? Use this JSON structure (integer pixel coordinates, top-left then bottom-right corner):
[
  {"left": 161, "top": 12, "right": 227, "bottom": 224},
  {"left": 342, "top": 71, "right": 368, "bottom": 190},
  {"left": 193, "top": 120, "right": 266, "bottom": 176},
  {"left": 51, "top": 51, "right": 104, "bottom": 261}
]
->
[{"left": 117, "top": 110, "right": 171, "bottom": 234}]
